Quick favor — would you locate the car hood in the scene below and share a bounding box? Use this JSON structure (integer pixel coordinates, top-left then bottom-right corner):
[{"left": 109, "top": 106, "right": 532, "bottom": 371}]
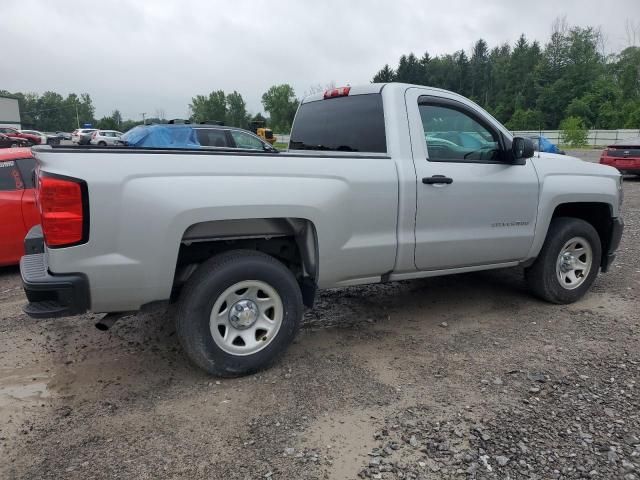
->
[{"left": 531, "top": 152, "right": 620, "bottom": 179}]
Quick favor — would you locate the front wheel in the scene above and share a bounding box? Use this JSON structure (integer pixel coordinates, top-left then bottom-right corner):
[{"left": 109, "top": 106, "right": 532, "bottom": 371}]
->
[
  {"left": 176, "top": 250, "right": 303, "bottom": 376},
  {"left": 525, "top": 217, "right": 602, "bottom": 304}
]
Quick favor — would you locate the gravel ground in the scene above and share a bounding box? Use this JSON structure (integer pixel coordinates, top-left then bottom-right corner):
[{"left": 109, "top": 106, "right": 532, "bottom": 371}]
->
[{"left": 1, "top": 151, "right": 638, "bottom": 480}]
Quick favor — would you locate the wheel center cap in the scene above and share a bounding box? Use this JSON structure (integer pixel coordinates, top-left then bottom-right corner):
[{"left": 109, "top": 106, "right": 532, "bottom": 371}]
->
[
  {"left": 229, "top": 299, "right": 259, "bottom": 330},
  {"left": 560, "top": 252, "right": 575, "bottom": 272}
]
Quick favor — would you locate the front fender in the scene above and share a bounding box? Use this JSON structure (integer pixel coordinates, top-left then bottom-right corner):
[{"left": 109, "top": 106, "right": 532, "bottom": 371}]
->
[{"left": 526, "top": 174, "right": 619, "bottom": 260}]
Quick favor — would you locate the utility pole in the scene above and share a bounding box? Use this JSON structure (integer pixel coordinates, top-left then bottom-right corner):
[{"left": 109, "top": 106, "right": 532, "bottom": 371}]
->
[
  {"left": 75, "top": 103, "right": 80, "bottom": 128},
  {"left": 141, "top": 112, "right": 147, "bottom": 125}
]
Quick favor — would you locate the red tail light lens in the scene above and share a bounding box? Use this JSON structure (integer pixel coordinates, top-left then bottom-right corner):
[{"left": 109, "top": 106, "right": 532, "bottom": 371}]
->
[
  {"left": 92, "top": 131, "right": 97, "bottom": 138},
  {"left": 38, "top": 174, "right": 88, "bottom": 247},
  {"left": 323, "top": 86, "right": 351, "bottom": 99}
]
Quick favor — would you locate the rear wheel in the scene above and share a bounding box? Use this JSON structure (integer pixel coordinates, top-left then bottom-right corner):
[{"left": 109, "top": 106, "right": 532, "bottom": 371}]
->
[
  {"left": 98, "top": 141, "right": 107, "bottom": 146},
  {"left": 525, "top": 217, "right": 601, "bottom": 304},
  {"left": 176, "top": 250, "right": 303, "bottom": 376}
]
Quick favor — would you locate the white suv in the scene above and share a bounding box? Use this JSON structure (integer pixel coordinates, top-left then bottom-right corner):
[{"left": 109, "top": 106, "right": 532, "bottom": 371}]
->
[
  {"left": 90, "top": 130, "right": 124, "bottom": 146},
  {"left": 71, "top": 128, "right": 97, "bottom": 144}
]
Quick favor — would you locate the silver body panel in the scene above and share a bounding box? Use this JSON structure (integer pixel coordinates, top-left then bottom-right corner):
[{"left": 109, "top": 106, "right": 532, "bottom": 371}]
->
[{"left": 33, "top": 83, "right": 622, "bottom": 313}]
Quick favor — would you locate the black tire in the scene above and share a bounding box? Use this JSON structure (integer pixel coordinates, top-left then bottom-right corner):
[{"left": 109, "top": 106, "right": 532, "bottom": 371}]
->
[
  {"left": 525, "top": 217, "right": 602, "bottom": 304},
  {"left": 98, "top": 141, "right": 107, "bottom": 146},
  {"left": 10, "top": 142, "right": 17, "bottom": 148},
  {"left": 176, "top": 250, "right": 303, "bottom": 377}
]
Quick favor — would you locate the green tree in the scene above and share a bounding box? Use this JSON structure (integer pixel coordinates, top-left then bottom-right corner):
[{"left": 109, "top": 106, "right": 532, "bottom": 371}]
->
[
  {"left": 506, "top": 109, "right": 543, "bottom": 130},
  {"left": 565, "top": 98, "right": 593, "bottom": 126},
  {"left": 470, "top": 39, "right": 490, "bottom": 104},
  {"left": 261, "top": 84, "right": 298, "bottom": 133},
  {"left": 559, "top": 116, "right": 588, "bottom": 146},
  {"left": 395, "top": 54, "right": 422, "bottom": 84},
  {"left": 96, "top": 116, "right": 118, "bottom": 130},
  {"left": 369, "top": 18, "right": 639, "bottom": 129},
  {"left": 226, "top": 91, "right": 248, "bottom": 128},
  {"left": 111, "top": 110, "right": 123, "bottom": 128},
  {"left": 189, "top": 90, "right": 226, "bottom": 124},
  {"left": 614, "top": 47, "right": 640, "bottom": 99},
  {"left": 373, "top": 64, "right": 395, "bottom": 82}
]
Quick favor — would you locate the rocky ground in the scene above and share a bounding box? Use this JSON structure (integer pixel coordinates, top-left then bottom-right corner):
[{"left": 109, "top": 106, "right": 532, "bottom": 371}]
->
[{"left": 1, "top": 151, "right": 638, "bottom": 479}]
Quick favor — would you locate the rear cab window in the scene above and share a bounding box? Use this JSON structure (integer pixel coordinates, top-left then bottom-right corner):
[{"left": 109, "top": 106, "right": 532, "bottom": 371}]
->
[{"left": 289, "top": 94, "right": 386, "bottom": 153}]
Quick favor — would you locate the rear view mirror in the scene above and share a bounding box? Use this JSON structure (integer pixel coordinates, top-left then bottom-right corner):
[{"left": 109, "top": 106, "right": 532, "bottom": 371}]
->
[{"left": 511, "top": 137, "right": 534, "bottom": 163}]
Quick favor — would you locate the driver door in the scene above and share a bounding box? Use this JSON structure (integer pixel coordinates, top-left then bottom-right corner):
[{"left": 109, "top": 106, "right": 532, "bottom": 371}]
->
[{"left": 407, "top": 90, "right": 539, "bottom": 271}]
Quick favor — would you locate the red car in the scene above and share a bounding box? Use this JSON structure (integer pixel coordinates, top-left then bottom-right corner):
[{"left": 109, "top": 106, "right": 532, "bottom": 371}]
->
[
  {"left": 0, "top": 133, "right": 29, "bottom": 148},
  {"left": 0, "top": 148, "right": 39, "bottom": 266},
  {"left": 0, "top": 126, "right": 41, "bottom": 146},
  {"left": 600, "top": 137, "right": 640, "bottom": 176}
]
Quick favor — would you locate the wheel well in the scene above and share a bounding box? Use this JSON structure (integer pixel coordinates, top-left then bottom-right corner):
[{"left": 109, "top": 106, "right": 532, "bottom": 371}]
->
[
  {"left": 551, "top": 202, "right": 613, "bottom": 260},
  {"left": 173, "top": 218, "right": 318, "bottom": 306}
]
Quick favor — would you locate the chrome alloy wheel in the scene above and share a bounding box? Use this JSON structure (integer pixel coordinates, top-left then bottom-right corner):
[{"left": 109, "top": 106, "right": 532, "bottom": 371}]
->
[
  {"left": 556, "top": 236, "right": 593, "bottom": 290},
  {"left": 209, "top": 280, "right": 283, "bottom": 356}
]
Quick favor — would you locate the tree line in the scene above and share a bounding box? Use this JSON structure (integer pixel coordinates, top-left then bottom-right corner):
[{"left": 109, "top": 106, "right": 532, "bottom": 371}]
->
[
  {"left": 0, "top": 84, "right": 300, "bottom": 134},
  {"left": 372, "top": 20, "right": 640, "bottom": 131}
]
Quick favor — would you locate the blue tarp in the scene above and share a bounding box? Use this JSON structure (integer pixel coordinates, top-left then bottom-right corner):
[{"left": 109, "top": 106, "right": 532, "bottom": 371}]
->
[
  {"left": 533, "top": 135, "right": 561, "bottom": 154},
  {"left": 121, "top": 125, "right": 201, "bottom": 149}
]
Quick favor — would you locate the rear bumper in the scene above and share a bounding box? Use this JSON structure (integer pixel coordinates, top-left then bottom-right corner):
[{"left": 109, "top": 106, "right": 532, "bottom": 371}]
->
[
  {"left": 20, "top": 226, "right": 90, "bottom": 318},
  {"left": 601, "top": 217, "right": 624, "bottom": 273},
  {"left": 600, "top": 157, "right": 640, "bottom": 173}
]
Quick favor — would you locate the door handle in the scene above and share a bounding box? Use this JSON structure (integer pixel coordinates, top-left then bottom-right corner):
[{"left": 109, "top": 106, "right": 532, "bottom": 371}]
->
[{"left": 422, "top": 175, "right": 453, "bottom": 185}]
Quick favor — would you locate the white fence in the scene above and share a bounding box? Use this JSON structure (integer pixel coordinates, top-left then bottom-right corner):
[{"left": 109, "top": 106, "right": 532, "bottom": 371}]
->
[
  {"left": 274, "top": 134, "right": 290, "bottom": 144},
  {"left": 512, "top": 129, "right": 640, "bottom": 147}
]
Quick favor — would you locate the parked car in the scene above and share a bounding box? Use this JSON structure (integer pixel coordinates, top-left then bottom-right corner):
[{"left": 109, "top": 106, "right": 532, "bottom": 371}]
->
[
  {"left": 0, "top": 148, "right": 38, "bottom": 266},
  {"left": 56, "top": 131, "right": 72, "bottom": 140},
  {"left": 599, "top": 137, "right": 640, "bottom": 176},
  {"left": 527, "top": 134, "right": 565, "bottom": 155},
  {"left": 71, "top": 128, "right": 97, "bottom": 144},
  {"left": 0, "top": 126, "right": 41, "bottom": 145},
  {"left": 89, "top": 130, "right": 124, "bottom": 146},
  {"left": 20, "top": 130, "right": 48, "bottom": 146},
  {"left": 44, "top": 132, "right": 64, "bottom": 144},
  {"left": 121, "top": 124, "right": 277, "bottom": 151},
  {"left": 22, "top": 83, "right": 624, "bottom": 377},
  {"left": 0, "top": 133, "right": 29, "bottom": 148}
]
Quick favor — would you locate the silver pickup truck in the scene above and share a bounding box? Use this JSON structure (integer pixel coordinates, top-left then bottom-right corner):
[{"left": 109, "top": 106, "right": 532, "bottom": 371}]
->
[{"left": 21, "top": 83, "right": 624, "bottom": 376}]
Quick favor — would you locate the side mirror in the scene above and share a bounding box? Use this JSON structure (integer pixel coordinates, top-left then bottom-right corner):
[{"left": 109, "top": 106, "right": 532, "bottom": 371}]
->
[{"left": 511, "top": 136, "right": 534, "bottom": 164}]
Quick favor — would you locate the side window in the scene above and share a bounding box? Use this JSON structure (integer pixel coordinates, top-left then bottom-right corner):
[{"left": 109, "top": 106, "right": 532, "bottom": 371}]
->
[
  {"left": 0, "top": 160, "right": 23, "bottom": 191},
  {"left": 196, "top": 128, "right": 229, "bottom": 148},
  {"left": 419, "top": 103, "right": 501, "bottom": 163},
  {"left": 17, "top": 158, "right": 37, "bottom": 189},
  {"left": 230, "top": 131, "right": 264, "bottom": 150}
]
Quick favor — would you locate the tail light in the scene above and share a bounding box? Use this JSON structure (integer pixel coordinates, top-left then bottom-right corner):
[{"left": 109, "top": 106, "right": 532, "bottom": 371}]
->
[
  {"left": 323, "top": 86, "right": 351, "bottom": 99},
  {"left": 37, "top": 173, "right": 89, "bottom": 248},
  {"left": 92, "top": 131, "right": 97, "bottom": 138}
]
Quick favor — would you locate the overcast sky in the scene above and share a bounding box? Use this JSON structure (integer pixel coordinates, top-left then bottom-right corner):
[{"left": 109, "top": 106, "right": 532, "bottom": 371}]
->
[{"left": 1, "top": 0, "right": 638, "bottom": 121}]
